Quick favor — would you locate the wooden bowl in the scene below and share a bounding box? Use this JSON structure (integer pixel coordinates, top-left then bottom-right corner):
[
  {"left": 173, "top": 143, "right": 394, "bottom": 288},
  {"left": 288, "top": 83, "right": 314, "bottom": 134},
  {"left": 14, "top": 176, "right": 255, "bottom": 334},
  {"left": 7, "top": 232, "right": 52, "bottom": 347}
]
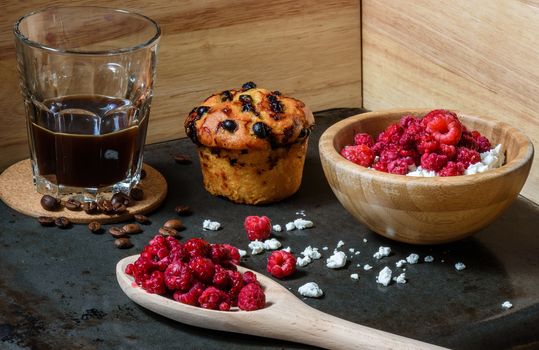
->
[{"left": 319, "top": 109, "right": 534, "bottom": 244}]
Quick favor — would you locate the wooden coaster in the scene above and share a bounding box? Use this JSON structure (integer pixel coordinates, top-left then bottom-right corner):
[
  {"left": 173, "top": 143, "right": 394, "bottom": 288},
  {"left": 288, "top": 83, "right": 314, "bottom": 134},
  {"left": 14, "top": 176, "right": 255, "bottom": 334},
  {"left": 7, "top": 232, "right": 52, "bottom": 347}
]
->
[{"left": 0, "top": 159, "right": 167, "bottom": 224}]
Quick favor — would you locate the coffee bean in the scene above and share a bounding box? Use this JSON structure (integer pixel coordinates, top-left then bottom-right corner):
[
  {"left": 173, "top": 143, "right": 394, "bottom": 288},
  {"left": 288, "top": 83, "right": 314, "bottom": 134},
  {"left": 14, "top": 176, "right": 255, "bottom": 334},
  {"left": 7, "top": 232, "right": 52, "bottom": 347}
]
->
[
  {"left": 111, "top": 193, "right": 131, "bottom": 207},
  {"left": 174, "top": 205, "right": 192, "bottom": 216},
  {"left": 159, "top": 226, "right": 179, "bottom": 238},
  {"left": 112, "top": 202, "right": 127, "bottom": 214},
  {"left": 40, "top": 195, "right": 60, "bottom": 211},
  {"left": 140, "top": 168, "right": 147, "bottom": 180},
  {"left": 54, "top": 217, "right": 71, "bottom": 229},
  {"left": 97, "top": 199, "right": 114, "bottom": 214},
  {"left": 82, "top": 201, "right": 99, "bottom": 214},
  {"left": 108, "top": 226, "right": 127, "bottom": 238},
  {"left": 88, "top": 221, "right": 102, "bottom": 233},
  {"left": 122, "top": 223, "right": 142, "bottom": 235},
  {"left": 130, "top": 188, "right": 144, "bottom": 201},
  {"left": 64, "top": 198, "right": 81, "bottom": 211},
  {"left": 174, "top": 154, "right": 192, "bottom": 165},
  {"left": 115, "top": 238, "right": 133, "bottom": 249},
  {"left": 163, "top": 219, "right": 183, "bottom": 230},
  {"left": 37, "top": 216, "right": 55, "bottom": 226},
  {"left": 134, "top": 214, "right": 150, "bottom": 224}
]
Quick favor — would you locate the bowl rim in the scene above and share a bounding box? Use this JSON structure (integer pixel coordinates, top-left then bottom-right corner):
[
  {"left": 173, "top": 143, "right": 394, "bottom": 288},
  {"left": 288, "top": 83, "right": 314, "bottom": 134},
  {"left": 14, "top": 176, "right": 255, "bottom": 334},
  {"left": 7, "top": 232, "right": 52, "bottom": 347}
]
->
[{"left": 319, "top": 108, "right": 534, "bottom": 186}]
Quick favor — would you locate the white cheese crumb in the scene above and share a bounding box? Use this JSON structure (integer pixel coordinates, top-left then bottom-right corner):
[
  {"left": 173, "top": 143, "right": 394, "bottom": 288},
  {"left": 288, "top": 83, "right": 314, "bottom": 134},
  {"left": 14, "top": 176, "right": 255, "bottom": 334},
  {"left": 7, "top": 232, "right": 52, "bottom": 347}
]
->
[
  {"left": 293, "top": 218, "right": 314, "bottom": 230},
  {"left": 297, "top": 256, "right": 312, "bottom": 267},
  {"left": 363, "top": 264, "right": 372, "bottom": 271},
  {"left": 272, "top": 224, "right": 282, "bottom": 232},
  {"left": 326, "top": 250, "right": 347, "bottom": 269},
  {"left": 363, "top": 238, "right": 368, "bottom": 243},
  {"left": 350, "top": 273, "right": 359, "bottom": 280},
  {"left": 356, "top": 264, "right": 361, "bottom": 267},
  {"left": 406, "top": 253, "right": 419, "bottom": 265},
  {"left": 298, "top": 282, "right": 323, "bottom": 298},
  {"left": 348, "top": 248, "right": 355, "bottom": 253},
  {"left": 285, "top": 222, "right": 296, "bottom": 231},
  {"left": 263, "top": 238, "right": 282, "bottom": 250},
  {"left": 466, "top": 144, "right": 505, "bottom": 175},
  {"left": 501, "top": 301, "right": 513, "bottom": 309},
  {"left": 396, "top": 259, "right": 407, "bottom": 268},
  {"left": 337, "top": 240, "right": 345, "bottom": 248},
  {"left": 322, "top": 246, "right": 329, "bottom": 251},
  {"left": 238, "top": 249, "right": 247, "bottom": 257},
  {"left": 295, "top": 209, "right": 306, "bottom": 217},
  {"left": 373, "top": 246, "right": 391, "bottom": 260},
  {"left": 282, "top": 246, "right": 291, "bottom": 253},
  {"left": 302, "top": 246, "right": 322, "bottom": 260},
  {"left": 202, "top": 219, "right": 221, "bottom": 231},
  {"left": 248, "top": 240, "right": 265, "bottom": 255},
  {"left": 354, "top": 251, "right": 360, "bottom": 255},
  {"left": 393, "top": 273, "right": 407, "bottom": 284},
  {"left": 376, "top": 266, "right": 392, "bottom": 286},
  {"left": 424, "top": 255, "right": 434, "bottom": 263},
  {"left": 455, "top": 262, "right": 466, "bottom": 271},
  {"left": 406, "top": 166, "right": 437, "bottom": 177}
]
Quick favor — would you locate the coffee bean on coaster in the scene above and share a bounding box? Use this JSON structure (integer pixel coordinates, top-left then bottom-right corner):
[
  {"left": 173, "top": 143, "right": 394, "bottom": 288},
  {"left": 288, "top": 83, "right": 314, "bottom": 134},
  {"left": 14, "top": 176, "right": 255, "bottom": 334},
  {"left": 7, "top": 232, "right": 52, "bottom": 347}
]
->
[
  {"left": 55, "top": 217, "right": 71, "bottom": 228},
  {"left": 88, "top": 221, "right": 102, "bottom": 233},
  {"left": 115, "top": 237, "right": 133, "bottom": 249},
  {"left": 111, "top": 193, "right": 131, "bottom": 207},
  {"left": 97, "top": 199, "right": 114, "bottom": 214},
  {"left": 163, "top": 219, "right": 183, "bottom": 230},
  {"left": 38, "top": 216, "right": 55, "bottom": 226},
  {"left": 130, "top": 187, "right": 144, "bottom": 201},
  {"left": 140, "top": 168, "right": 147, "bottom": 180},
  {"left": 64, "top": 198, "right": 82, "bottom": 211},
  {"left": 134, "top": 214, "right": 150, "bottom": 224},
  {"left": 40, "top": 195, "right": 60, "bottom": 211},
  {"left": 174, "top": 154, "right": 192, "bottom": 165},
  {"left": 174, "top": 205, "right": 192, "bottom": 216},
  {"left": 122, "top": 223, "right": 142, "bottom": 235},
  {"left": 82, "top": 201, "right": 99, "bottom": 215},
  {"left": 112, "top": 202, "right": 127, "bottom": 214},
  {"left": 109, "top": 226, "right": 127, "bottom": 238},
  {"left": 159, "top": 226, "right": 179, "bottom": 238}
]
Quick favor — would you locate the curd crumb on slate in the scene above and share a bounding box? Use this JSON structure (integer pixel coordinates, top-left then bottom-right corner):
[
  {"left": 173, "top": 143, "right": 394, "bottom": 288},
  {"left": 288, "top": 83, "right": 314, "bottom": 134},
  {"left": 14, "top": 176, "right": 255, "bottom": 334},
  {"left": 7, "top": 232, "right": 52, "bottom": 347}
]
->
[
  {"left": 203, "top": 219, "right": 221, "bottom": 231},
  {"left": 393, "top": 273, "right": 407, "bottom": 284},
  {"left": 298, "top": 282, "right": 324, "bottom": 298},
  {"left": 322, "top": 246, "right": 329, "bottom": 251},
  {"left": 406, "top": 253, "right": 419, "bottom": 265},
  {"left": 293, "top": 218, "right": 314, "bottom": 230},
  {"left": 263, "top": 238, "right": 282, "bottom": 250},
  {"left": 285, "top": 222, "right": 296, "bottom": 231},
  {"left": 349, "top": 248, "right": 355, "bottom": 253},
  {"left": 272, "top": 224, "right": 282, "bottom": 232},
  {"left": 376, "top": 267, "right": 392, "bottom": 287},
  {"left": 238, "top": 249, "right": 247, "bottom": 257},
  {"left": 396, "top": 259, "right": 406, "bottom": 268},
  {"left": 455, "top": 262, "right": 466, "bottom": 271},
  {"left": 373, "top": 246, "right": 391, "bottom": 260},
  {"left": 424, "top": 256, "right": 434, "bottom": 263},
  {"left": 248, "top": 240, "right": 265, "bottom": 255},
  {"left": 337, "top": 240, "right": 345, "bottom": 248},
  {"left": 326, "top": 250, "right": 347, "bottom": 269},
  {"left": 363, "top": 238, "right": 367, "bottom": 243},
  {"left": 501, "top": 301, "right": 513, "bottom": 310},
  {"left": 363, "top": 264, "right": 372, "bottom": 271},
  {"left": 282, "top": 246, "right": 291, "bottom": 253},
  {"left": 350, "top": 273, "right": 359, "bottom": 280}
]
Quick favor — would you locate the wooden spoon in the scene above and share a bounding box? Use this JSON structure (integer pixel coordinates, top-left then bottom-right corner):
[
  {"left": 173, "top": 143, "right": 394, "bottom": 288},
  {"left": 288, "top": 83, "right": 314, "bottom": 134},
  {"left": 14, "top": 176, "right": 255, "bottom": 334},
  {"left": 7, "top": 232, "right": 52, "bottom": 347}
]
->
[{"left": 117, "top": 255, "right": 445, "bottom": 349}]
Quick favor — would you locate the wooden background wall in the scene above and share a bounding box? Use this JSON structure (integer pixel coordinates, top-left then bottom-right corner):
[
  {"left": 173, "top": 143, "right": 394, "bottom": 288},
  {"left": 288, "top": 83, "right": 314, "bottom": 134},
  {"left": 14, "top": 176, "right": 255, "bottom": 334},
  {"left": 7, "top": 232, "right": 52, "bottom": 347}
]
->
[
  {"left": 362, "top": 0, "right": 539, "bottom": 203},
  {"left": 0, "top": 0, "right": 362, "bottom": 170}
]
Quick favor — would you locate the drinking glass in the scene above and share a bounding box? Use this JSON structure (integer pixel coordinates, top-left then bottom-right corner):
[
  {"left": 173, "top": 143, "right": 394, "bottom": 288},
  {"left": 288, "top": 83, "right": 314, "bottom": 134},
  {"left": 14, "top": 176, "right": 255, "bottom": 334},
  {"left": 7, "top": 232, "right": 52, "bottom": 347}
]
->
[{"left": 13, "top": 6, "right": 160, "bottom": 200}]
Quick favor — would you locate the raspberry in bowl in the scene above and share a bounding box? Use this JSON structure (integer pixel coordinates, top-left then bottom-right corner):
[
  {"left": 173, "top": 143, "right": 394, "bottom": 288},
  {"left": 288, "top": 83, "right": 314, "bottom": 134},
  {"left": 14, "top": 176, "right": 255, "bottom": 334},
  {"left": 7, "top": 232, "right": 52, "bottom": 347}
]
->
[{"left": 319, "top": 109, "right": 533, "bottom": 244}]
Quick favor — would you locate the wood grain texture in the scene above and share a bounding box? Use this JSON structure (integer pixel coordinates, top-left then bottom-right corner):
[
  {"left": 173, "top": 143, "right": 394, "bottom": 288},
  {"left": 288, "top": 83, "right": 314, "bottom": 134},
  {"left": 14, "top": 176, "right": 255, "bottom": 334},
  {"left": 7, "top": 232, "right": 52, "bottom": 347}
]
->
[
  {"left": 319, "top": 110, "right": 533, "bottom": 244},
  {"left": 361, "top": 0, "right": 539, "bottom": 204},
  {"left": 117, "top": 254, "right": 445, "bottom": 350},
  {"left": 0, "top": 0, "right": 362, "bottom": 171}
]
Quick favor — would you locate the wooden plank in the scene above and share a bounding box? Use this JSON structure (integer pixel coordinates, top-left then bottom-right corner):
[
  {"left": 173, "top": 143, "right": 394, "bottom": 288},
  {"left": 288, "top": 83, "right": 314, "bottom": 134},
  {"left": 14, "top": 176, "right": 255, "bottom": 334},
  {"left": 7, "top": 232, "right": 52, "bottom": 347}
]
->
[
  {"left": 0, "top": 0, "right": 362, "bottom": 170},
  {"left": 362, "top": 0, "right": 539, "bottom": 204}
]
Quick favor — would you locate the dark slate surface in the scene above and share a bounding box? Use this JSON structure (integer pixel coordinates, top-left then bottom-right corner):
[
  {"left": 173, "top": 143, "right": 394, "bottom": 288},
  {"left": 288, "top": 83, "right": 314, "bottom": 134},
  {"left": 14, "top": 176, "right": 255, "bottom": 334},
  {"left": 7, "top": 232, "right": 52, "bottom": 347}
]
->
[{"left": 1, "top": 108, "right": 539, "bottom": 350}]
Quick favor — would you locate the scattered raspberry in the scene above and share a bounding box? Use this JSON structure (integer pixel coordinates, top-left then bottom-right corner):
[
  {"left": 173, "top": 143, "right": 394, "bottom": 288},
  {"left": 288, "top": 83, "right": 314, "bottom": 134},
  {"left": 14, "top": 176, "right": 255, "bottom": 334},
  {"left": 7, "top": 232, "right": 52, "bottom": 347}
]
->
[
  {"left": 340, "top": 145, "right": 374, "bottom": 167},
  {"left": 184, "top": 238, "right": 211, "bottom": 258},
  {"left": 164, "top": 261, "right": 193, "bottom": 292},
  {"left": 198, "top": 286, "right": 230, "bottom": 310},
  {"left": 267, "top": 250, "right": 296, "bottom": 279},
  {"left": 342, "top": 144, "right": 375, "bottom": 167},
  {"left": 439, "top": 161, "right": 466, "bottom": 176},
  {"left": 238, "top": 283, "right": 266, "bottom": 311},
  {"left": 354, "top": 132, "right": 374, "bottom": 147},
  {"left": 189, "top": 256, "right": 215, "bottom": 283},
  {"left": 456, "top": 147, "right": 481, "bottom": 167},
  {"left": 420, "top": 152, "right": 448, "bottom": 172},
  {"left": 244, "top": 216, "right": 272, "bottom": 241}
]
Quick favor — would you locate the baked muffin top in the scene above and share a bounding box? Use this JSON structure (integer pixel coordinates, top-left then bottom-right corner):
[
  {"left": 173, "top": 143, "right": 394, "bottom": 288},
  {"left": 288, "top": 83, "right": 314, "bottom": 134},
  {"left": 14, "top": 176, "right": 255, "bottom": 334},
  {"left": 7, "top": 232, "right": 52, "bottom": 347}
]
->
[{"left": 184, "top": 82, "right": 315, "bottom": 150}]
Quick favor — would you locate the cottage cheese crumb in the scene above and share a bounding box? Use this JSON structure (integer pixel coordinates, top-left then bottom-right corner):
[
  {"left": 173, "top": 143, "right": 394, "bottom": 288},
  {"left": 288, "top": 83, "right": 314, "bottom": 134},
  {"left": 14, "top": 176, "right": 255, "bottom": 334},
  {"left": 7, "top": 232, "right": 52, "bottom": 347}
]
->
[
  {"left": 238, "top": 249, "right": 247, "bottom": 258},
  {"left": 354, "top": 251, "right": 360, "bottom": 255},
  {"left": 202, "top": 219, "right": 221, "bottom": 231},
  {"left": 350, "top": 273, "right": 359, "bottom": 280},
  {"left": 285, "top": 222, "right": 296, "bottom": 231},
  {"left": 455, "top": 262, "right": 466, "bottom": 271},
  {"left": 501, "top": 301, "right": 513, "bottom": 309},
  {"left": 348, "top": 248, "right": 355, "bottom": 253},
  {"left": 326, "top": 250, "right": 347, "bottom": 269},
  {"left": 297, "top": 256, "right": 312, "bottom": 267},
  {"left": 282, "top": 246, "right": 291, "bottom": 253},
  {"left": 373, "top": 246, "right": 391, "bottom": 260},
  {"left": 376, "top": 267, "right": 392, "bottom": 286},
  {"left": 396, "top": 259, "right": 407, "bottom": 268},
  {"left": 356, "top": 264, "right": 361, "bottom": 267},
  {"left": 298, "top": 282, "right": 323, "bottom": 298},
  {"left": 272, "top": 224, "right": 282, "bottom": 232},
  {"left": 294, "top": 218, "right": 314, "bottom": 230},
  {"left": 406, "top": 253, "right": 419, "bottom": 265},
  {"left": 302, "top": 246, "right": 322, "bottom": 260},
  {"left": 337, "top": 240, "right": 345, "bottom": 248},
  {"left": 322, "top": 246, "right": 328, "bottom": 251},
  {"left": 424, "top": 255, "right": 434, "bottom": 263},
  {"left": 296, "top": 209, "right": 306, "bottom": 217},
  {"left": 363, "top": 264, "right": 372, "bottom": 271},
  {"left": 363, "top": 238, "right": 368, "bottom": 243},
  {"left": 393, "top": 273, "right": 407, "bottom": 284},
  {"left": 263, "top": 238, "right": 282, "bottom": 250},
  {"left": 248, "top": 240, "right": 265, "bottom": 255}
]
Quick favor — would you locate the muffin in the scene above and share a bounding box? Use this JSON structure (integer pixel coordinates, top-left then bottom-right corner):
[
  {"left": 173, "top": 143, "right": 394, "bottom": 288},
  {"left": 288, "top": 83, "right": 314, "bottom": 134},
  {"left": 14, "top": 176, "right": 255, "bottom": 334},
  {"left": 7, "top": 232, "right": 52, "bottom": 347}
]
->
[{"left": 184, "top": 82, "right": 315, "bottom": 204}]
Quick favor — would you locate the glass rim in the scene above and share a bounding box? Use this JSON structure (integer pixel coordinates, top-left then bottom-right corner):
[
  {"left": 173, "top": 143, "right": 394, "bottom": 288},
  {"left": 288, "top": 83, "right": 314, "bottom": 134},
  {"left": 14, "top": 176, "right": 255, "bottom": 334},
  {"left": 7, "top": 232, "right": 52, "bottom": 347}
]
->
[{"left": 13, "top": 6, "right": 161, "bottom": 56}]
